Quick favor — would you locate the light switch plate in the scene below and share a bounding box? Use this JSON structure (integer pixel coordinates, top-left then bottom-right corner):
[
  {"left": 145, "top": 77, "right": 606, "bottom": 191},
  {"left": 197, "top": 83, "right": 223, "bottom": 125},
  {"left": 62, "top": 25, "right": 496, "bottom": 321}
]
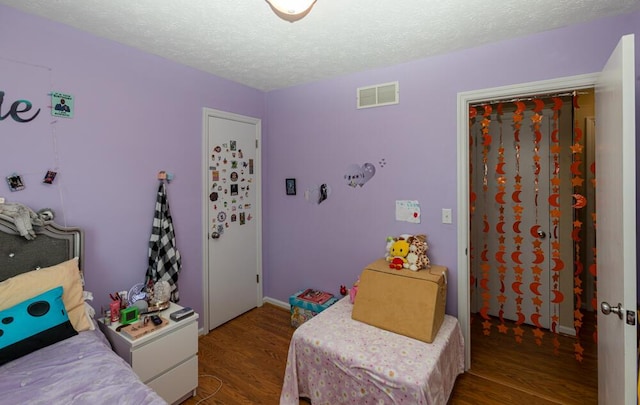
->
[{"left": 442, "top": 208, "right": 452, "bottom": 224}]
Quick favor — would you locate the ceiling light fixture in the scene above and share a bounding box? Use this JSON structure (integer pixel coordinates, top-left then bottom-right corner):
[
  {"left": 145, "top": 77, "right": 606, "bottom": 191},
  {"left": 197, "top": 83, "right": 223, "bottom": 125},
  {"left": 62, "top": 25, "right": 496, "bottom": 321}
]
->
[{"left": 266, "top": 0, "right": 317, "bottom": 22}]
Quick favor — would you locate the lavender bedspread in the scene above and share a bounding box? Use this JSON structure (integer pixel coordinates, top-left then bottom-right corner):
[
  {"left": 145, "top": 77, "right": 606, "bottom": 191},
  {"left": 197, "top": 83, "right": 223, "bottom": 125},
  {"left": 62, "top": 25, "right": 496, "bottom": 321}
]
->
[
  {"left": 280, "top": 297, "right": 465, "bottom": 405},
  {"left": 0, "top": 324, "right": 166, "bottom": 405}
]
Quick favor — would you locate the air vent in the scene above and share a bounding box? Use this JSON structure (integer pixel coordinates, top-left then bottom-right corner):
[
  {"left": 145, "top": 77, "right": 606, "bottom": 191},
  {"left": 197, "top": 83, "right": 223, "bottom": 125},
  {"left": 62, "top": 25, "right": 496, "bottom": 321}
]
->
[{"left": 357, "top": 81, "right": 399, "bottom": 109}]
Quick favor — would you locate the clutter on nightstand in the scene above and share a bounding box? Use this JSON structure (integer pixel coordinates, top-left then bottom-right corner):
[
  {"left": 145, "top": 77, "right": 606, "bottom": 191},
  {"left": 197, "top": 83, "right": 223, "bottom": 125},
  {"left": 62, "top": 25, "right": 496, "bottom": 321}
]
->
[
  {"left": 97, "top": 302, "right": 199, "bottom": 404},
  {"left": 119, "top": 316, "right": 169, "bottom": 340},
  {"left": 170, "top": 306, "right": 195, "bottom": 321}
]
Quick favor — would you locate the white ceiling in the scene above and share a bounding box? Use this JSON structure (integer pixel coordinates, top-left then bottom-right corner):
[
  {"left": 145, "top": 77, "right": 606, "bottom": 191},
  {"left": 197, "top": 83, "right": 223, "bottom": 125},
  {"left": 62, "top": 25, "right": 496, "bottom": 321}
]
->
[{"left": 2, "top": 0, "right": 640, "bottom": 91}]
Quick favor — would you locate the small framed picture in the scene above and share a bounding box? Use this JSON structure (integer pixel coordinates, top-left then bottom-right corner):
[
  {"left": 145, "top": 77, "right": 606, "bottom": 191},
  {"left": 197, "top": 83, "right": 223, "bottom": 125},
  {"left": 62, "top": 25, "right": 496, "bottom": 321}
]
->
[
  {"left": 43, "top": 170, "right": 57, "bottom": 184},
  {"left": 6, "top": 174, "right": 25, "bottom": 192},
  {"left": 286, "top": 178, "right": 296, "bottom": 195}
]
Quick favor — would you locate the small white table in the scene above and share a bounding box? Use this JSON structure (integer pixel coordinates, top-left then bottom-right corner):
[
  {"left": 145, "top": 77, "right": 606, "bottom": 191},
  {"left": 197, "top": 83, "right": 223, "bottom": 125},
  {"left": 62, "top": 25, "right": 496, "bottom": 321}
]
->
[{"left": 99, "top": 302, "right": 199, "bottom": 404}]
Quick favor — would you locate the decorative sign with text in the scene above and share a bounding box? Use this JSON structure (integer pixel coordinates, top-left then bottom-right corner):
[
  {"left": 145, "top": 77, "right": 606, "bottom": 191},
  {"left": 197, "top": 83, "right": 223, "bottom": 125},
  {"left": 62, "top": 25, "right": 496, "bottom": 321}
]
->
[
  {"left": 51, "top": 91, "right": 74, "bottom": 118},
  {"left": 0, "top": 91, "right": 41, "bottom": 123}
]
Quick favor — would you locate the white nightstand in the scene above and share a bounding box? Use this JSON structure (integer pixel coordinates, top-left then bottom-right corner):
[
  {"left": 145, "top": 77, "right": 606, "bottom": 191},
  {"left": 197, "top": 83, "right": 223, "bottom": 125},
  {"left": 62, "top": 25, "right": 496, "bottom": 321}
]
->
[{"left": 98, "top": 302, "right": 199, "bottom": 404}]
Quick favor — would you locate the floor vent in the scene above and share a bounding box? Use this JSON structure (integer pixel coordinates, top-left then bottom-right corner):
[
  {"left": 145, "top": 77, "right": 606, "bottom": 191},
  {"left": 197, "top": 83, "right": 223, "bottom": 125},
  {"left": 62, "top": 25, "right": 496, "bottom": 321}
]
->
[{"left": 357, "top": 81, "right": 399, "bottom": 109}]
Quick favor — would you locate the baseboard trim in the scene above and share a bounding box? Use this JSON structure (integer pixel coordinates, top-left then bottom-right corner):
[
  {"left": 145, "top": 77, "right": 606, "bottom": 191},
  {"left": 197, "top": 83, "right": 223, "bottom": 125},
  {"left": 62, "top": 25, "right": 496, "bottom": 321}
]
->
[
  {"left": 263, "top": 296, "right": 289, "bottom": 310},
  {"left": 558, "top": 325, "right": 576, "bottom": 336}
]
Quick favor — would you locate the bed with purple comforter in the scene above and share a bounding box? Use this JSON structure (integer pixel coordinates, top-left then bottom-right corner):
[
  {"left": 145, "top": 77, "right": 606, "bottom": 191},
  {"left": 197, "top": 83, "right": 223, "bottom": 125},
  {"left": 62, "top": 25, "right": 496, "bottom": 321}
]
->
[
  {"left": 0, "top": 210, "right": 166, "bottom": 404},
  {"left": 0, "top": 323, "right": 166, "bottom": 405}
]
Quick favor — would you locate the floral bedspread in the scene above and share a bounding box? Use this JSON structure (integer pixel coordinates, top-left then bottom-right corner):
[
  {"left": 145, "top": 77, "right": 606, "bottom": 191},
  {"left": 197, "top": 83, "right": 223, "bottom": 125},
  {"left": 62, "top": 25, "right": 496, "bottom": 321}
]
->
[
  {"left": 0, "top": 325, "right": 166, "bottom": 405},
  {"left": 280, "top": 297, "right": 464, "bottom": 405}
]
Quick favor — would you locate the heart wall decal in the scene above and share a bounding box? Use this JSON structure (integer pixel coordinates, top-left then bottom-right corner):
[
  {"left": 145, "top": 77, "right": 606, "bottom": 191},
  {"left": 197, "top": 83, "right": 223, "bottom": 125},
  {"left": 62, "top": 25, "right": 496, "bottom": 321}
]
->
[{"left": 344, "top": 163, "right": 376, "bottom": 188}]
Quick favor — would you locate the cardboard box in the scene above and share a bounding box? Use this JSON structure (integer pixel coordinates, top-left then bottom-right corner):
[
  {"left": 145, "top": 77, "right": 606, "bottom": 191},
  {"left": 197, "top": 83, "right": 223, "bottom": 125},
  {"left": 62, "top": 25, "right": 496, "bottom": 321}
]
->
[
  {"left": 290, "top": 290, "right": 339, "bottom": 328},
  {"left": 351, "top": 258, "right": 447, "bottom": 343}
]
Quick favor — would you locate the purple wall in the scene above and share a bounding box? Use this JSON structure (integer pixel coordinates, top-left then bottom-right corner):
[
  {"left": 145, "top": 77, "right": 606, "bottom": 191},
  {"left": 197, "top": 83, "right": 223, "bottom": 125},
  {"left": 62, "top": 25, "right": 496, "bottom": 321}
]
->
[
  {"left": 2, "top": 4, "right": 639, "bottom": 325},
  {"left": 0, "top": 5, "right": 264, "bottom": 322},
  {"left": 263, "top": 11, "right": 640, "bottom": 316}
]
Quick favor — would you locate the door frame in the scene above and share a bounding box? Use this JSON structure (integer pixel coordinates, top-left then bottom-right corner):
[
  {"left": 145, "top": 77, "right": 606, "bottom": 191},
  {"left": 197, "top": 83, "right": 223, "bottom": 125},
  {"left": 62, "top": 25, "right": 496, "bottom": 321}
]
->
[
  {"left": 201, "top": 107, "right": 263, "bottom": 333},
  {"left": 456, "top": 73, "right": 599, "bottom": 369}
]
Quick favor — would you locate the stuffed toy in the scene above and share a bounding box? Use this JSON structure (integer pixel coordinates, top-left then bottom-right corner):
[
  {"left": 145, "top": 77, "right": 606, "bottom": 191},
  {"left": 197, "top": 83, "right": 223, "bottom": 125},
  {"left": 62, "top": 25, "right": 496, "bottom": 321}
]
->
[
  {"left": 349, "top": 279, "right": 359, "bottom": 304},
  {"left": 405, "top": 234, "right": 430, "bottom": 270},
  {"left": 0, "top": 202, "right": 54, "bottom": 240},
  {"left": 387, "top": 238, "right": 410, "bottom": 270},
  {"left": 384, "top": 236, "right": 395, "bottom": 261},
  {"left": 384, "top": 234, "right": 430, "bottom": 271},
  {"left": 405, "top": 250, "right": 420, "bottom": 271}
]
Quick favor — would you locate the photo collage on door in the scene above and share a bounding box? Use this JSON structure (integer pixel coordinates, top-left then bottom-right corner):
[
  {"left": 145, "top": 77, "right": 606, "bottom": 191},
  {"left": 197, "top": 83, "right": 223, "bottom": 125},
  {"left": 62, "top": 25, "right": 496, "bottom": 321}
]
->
[{"left": 208, "top": 140, "right": 254, "bottom": 239}]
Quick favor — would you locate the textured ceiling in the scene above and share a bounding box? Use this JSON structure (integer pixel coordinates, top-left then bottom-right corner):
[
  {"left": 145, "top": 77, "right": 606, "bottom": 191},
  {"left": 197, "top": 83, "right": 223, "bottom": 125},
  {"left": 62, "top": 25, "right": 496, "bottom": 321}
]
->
[{"left": 2, "top": 0, "right": 640, "bottom": 91}]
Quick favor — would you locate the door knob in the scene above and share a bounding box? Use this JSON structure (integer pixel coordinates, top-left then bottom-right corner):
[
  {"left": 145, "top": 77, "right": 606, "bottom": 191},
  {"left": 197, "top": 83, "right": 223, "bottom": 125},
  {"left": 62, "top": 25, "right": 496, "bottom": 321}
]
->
[
  {"left": 537, "top": 230, "right": 546, "bottom": 239},
  {"left": 601, "top": 301, "right": 623, "bottom": 320}
]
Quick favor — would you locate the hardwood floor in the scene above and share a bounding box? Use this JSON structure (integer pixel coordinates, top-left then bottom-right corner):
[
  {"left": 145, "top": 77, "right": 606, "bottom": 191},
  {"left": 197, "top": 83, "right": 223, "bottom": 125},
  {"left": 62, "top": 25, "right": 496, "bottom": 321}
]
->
[
  {"left": 455, "top": 314, "right": 597, "bottom": 405},
  {"left": 183, "top": 304, "right": 597, "bottom": 404},
  {"left": 184, "top": 303, "right": 295, "bottom": 405}
]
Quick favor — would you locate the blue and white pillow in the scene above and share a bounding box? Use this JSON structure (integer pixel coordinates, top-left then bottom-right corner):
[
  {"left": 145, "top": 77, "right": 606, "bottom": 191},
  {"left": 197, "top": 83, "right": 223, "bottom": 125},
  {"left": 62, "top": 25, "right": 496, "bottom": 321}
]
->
[{"left": 0, "top": 286, "right": 78, "bottom": 365}]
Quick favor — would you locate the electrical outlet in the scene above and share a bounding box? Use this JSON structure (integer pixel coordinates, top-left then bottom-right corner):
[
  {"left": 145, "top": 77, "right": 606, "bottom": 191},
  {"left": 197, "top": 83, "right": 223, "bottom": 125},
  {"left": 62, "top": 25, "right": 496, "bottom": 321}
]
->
[
  {"left": 0, "top": 197, "right": 5, "bottom": 204},
  {"left": 442, "top": 208, "right": 452, "bottom": 224}
]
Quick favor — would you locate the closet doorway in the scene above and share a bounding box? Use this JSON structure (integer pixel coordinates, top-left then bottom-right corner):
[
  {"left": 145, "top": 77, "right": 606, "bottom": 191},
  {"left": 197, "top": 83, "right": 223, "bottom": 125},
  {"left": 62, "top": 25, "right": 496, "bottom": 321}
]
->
[
  {"left": 201, "top": 108, "right": 263, "bottom": 332},
  {"left": 467, "top": 91, "right": 597, "bottom": 403},
  {"left": 457, "top": 33, "right": 637, "bottom": 404},
  {"left": 469, "top": 94, "right": 578, "bottom": 334}
]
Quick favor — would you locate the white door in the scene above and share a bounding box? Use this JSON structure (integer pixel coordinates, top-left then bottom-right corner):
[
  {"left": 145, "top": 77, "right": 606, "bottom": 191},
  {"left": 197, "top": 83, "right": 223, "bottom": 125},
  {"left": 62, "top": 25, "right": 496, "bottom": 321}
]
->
[
  {"left": 595, "top": 34, "right": 636, "bottom": 404},
  {"left": 202, "top": 108, "right": 262, "bottom": 331}
]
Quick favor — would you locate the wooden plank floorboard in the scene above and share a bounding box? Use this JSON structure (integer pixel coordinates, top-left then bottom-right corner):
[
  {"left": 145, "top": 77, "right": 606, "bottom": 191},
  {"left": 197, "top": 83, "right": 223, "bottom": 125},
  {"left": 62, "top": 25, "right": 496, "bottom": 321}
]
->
[
  {"left": 186, "top": 304, "right": 295, "bottom": 405},
  {"left": 465, "top": 315, "right": 597, "bottom": 405},
  {"left": 182, "top": 304, "right": 596, "bottom": 404},
  {"left": 448, "top": 373, "right": 560, "bottom": 405}
]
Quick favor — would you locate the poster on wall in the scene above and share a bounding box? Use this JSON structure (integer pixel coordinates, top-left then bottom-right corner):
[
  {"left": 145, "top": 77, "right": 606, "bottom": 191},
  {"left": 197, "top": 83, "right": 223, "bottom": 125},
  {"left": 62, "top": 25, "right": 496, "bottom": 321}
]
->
[
  {"left": 51, "top": 91, "right": 74, "bottom": 118},
  {"left": 42, "top": 170, "right": 57, "bottom": 184},
  {"left": 6, "top": 174, "right": 25, "bottom": 192},
  {"left": 395, "top": 200, "right": 421, "bottom": 223}
]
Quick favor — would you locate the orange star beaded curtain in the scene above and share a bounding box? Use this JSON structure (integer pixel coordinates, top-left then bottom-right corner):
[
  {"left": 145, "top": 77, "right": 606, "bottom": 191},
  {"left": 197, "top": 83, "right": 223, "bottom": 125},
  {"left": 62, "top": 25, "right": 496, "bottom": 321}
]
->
[{"left": 468, "top": 92, "right": 597, "bottom": 363}]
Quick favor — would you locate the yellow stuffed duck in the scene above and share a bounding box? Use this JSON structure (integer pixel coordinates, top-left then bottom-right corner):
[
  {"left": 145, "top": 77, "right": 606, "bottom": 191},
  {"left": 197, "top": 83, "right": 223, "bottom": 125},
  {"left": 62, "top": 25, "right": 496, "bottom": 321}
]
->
[{"left": 386, "top": 238, "right": 410, "bottom": 270}]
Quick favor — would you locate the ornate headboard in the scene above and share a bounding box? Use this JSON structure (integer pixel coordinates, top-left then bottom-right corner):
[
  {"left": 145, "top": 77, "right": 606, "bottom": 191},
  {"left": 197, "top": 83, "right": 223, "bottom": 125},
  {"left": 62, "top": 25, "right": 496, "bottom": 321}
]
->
[{"left": 0, "top": 213, "right": 84, "bottom": 282}]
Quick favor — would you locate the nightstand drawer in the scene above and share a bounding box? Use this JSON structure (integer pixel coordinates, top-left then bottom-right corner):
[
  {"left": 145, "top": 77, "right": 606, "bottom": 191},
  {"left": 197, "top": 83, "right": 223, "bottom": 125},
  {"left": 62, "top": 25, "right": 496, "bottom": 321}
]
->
[
  {"left": 132, "top": 321, "right": 198, "bottom": 382},
  {"left": 147, "top": 355, "right": 198, "bottom": 404}
]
